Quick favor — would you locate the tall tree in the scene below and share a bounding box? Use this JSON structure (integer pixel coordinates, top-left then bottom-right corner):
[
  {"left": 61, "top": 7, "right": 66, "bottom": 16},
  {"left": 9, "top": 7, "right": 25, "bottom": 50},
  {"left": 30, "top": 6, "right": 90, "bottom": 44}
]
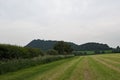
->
[{"left": 53, "top": 41, "right": 73, "bottom": 54}]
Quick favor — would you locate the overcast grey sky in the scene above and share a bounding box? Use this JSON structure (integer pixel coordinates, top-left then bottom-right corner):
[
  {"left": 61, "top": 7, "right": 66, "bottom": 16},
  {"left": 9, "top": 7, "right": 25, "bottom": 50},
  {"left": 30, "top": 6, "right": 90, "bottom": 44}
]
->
[{"left": 0, "top": 0, "right": 120, "bottom": 47}]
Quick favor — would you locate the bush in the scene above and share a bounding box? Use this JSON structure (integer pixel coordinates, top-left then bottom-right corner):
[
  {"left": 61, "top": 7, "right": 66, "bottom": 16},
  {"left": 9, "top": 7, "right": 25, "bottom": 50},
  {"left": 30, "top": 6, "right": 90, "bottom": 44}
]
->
[
  {"left": 0, "top": 55, "right": 73, "bottom": 74},
  {"left": 0, "top": 44, "right": 44, "bottom": 60},
  {"left": 46, "top": 49, "right": 58, "bottom": 55},
  {"left": 112, "top": 46, "right": 120, "bottom": 53}
]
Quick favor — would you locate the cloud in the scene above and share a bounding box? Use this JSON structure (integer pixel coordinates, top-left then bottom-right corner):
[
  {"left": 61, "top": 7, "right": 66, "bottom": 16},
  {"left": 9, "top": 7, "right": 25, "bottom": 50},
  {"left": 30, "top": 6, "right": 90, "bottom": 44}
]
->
[{"left": 0, "top": 0, "right": 120, "bottom": 47}]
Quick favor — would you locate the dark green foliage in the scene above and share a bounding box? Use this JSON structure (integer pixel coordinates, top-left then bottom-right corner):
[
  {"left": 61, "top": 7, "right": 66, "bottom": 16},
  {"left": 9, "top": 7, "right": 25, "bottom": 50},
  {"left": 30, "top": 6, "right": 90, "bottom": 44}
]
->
[
  {"left": 27, "top": 48, "right": 44, "bottom": 57},
  {"left": 26, "top": 39, "right": 112, "bottom": 51},
  {"left": 0, "top": 55, "right": 73, "bottom": 75},
  {"left": 46, "top": 49, "right": 58, "bottom": 55},
  {"left": 0, "top": 44, "right": 43, "bottom": 60},
  {"left": 0, "top": 44, "right": 74, "bottom": 75},
  {"left": 101, "top": 51, "right": 105, "bottom": 54},
  {"left": 64, "top": 43, "right": 73, "bottom": 54},
  {"left": 79, "top": 42, "right": 111, "bottom": 51},
  {"left": 73, "top": 51, "right": 88, "bottom": 56},
  {"left": 112, "top": 46, "right": 120, "bottom": 53},
  {"left": 25, "top": 39, "right": 57, "bottom": 50},
  {"left": 94, "top": 50, "right": 106, "bottom": 54},
  {"left": 53, "top": 41, "right": 73, "bottom": 54},
  {"left": 54, "top": 41, "right": 65, "bottom": 54},
  {"left": 26, "top": 39, "right": 79, "bottom": 51},
  {"left": 94, "top": 50, "right": 101, "bottom": 54}
]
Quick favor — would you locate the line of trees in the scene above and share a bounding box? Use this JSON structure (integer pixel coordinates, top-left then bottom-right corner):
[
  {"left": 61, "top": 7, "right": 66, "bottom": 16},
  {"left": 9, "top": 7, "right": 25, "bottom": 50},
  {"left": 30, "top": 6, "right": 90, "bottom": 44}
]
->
[
  {"left": 46, "top": 41, "right": 73, "bottom": 55},
  {"left": 1, "top": 42, "right": 119, "bottom": 60},
  {"left": 0, "top": 41, "right": 74, "bottom": 60},
  {"left": 0, "top": 43, "right": 74, "bottom": 74},
  {"left": 112, "top": 46, "right": 120, "bottom": 53}
]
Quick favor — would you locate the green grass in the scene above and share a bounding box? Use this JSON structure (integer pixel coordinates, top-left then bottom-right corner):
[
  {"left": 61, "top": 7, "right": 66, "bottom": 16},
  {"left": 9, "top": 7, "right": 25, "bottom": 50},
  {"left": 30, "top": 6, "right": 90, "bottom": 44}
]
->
[
  {"left": 101, "top": 56, "right": 120, "bottom": 62},
  {"left": 88, "top": 57, "right": 120, "bottom": 80},
  {"left": 0, "top": 55, "right": 73, "bottom": 74},
  {"left": 0, "top": 57, "right": 76, "bottom": 80},
  {"left": 58, "top": 57, "right": 83, "bottom": 80},
  {"left": 0, "top": 54, "right": 120, "bottom": 80}
]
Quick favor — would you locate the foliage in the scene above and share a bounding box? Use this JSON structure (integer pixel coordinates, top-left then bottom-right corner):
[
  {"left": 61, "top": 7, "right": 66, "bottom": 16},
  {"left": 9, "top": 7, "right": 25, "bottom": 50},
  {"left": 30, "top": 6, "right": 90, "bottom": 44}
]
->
[
  {"left": 79, "top": 42, "right": 111, "bottom": 51},
  {"left": 0, "top": 44, "right": 43, "bottom": 60},
  {"left": 112, "top": 46, "right": 120, "bottom": 53},
  {"left": 0, "top": 54, "right": 120, "bottom": 80},
  {"left": 46, "top": 49, "right": 58, "bottom": 55},
  {"left": 73, "top": 51, "right": 88, "bottom": 56},
  {"left": 53, "top": 41, "right": 73, "bottom": 54},
  {"left": 25, "top": 39, "right": 57, "bottom": 50},
  {"left": 0, "top": 43, "right": 74, "bottom": 74},
  {"left": 0, "top": 55, "right": 73, "bottom": 75},
  {"left": 93, "top": 50, "right": 105, "bottom": 54},
  {"left": 26, "top": 39, "right": 112, "bottom": 51}
]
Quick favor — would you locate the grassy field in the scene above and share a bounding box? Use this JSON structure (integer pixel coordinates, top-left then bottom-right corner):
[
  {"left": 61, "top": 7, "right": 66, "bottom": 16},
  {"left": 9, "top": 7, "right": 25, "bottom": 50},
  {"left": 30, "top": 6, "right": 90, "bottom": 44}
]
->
[{"left": 0, "top": 54, "right": 120, "bottom": 80}]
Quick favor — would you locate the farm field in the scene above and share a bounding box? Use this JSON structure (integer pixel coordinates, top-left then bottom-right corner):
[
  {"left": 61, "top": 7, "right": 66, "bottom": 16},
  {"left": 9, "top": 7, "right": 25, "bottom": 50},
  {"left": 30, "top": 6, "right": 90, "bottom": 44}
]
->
[{"left": 0, "top": 54, "right": 120, "bottom": 80}]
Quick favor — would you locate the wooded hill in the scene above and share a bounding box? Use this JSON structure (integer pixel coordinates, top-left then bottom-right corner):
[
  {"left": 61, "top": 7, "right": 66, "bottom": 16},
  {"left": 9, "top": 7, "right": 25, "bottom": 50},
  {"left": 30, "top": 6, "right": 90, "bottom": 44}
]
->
[{"left": 25, "top": 39, "right": 112, "bottom": 51}]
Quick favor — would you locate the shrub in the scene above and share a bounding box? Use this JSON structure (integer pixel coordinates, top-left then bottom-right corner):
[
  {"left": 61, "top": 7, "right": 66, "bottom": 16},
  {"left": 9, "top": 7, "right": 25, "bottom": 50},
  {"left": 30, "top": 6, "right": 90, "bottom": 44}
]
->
[
  {"left": 0, "top": 55, "right": 73, "bottom": 74},
  {"left": 46, "top": 49, "right": 58, "bottom": 55},
  {"left": 0, "top": 44, "right": 44, "bottom": 60}
]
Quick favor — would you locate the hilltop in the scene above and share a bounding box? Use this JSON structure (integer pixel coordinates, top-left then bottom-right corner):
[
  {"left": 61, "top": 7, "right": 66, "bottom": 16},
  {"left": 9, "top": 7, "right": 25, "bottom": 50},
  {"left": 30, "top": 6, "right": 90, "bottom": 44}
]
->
[{"left": 25, "top": 39, "right": 111, "bottom": 51}]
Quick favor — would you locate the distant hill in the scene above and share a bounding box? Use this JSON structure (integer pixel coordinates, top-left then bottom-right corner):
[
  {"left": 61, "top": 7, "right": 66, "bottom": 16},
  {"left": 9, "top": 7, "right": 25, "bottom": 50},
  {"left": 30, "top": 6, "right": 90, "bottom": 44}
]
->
[
  {"left": 25, "top": 39, "right": 79, "bottom": 50},
  {"left": 25, "top": 39, "right": 112, "bottom": 51},
  {"left": 79, "top": 42, "right": 111, "bottom": 51}
]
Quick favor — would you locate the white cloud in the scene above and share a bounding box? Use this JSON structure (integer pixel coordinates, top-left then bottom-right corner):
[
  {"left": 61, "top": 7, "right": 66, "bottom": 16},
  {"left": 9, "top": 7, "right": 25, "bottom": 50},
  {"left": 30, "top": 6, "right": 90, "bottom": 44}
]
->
[{"left": 0, "top": 0, "right": 120, "bottom": 47}]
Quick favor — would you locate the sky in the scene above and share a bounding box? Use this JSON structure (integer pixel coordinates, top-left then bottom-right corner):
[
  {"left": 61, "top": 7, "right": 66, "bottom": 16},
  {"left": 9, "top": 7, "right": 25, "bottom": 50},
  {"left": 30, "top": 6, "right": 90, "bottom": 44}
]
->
[{"left": 0, "top": 0, "right": 120, "bottom": 47}]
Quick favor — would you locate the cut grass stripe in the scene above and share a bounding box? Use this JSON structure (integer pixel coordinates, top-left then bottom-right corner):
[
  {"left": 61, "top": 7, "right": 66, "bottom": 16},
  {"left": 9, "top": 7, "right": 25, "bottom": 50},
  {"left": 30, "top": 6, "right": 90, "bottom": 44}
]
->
[
  {"left": 95, "top": 57, "right": 120, "bottom": 71},
  {"left": 31, "top": 57, "right": 80, "bottom": 80},
  {"left": 89, "top": 56, "right": 120, "bottom": 80},
  {"left": 100, "top": 56, "right": 120, "bottom": 63},
  {"left": 92, "top": 57, "right": 120, "bottom": 73},
  {"left": 97, "top": 54, "right": 120, "bottom": 58},
  {"left": 81, "top": 56, "right": 96, "bottom": 80},
  {"left": 58, "top": 57, "right": 83, "bottom": 80},
  {"left": 0, "top": 57, "right": 75, "bottom": 80},
  {"left": 63, "top": 56, "right": 97, "bottom": 80},
  {"left": 1, "top": 54, "right": 120, "bottom": 80},
  {"left": 68, "top": 57, "right": 84, "bottom": 80}
]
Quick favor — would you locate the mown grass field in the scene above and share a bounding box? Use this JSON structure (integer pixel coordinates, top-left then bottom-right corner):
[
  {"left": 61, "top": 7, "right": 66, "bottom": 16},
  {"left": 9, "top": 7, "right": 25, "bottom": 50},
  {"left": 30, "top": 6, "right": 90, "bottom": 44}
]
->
[{"left": 0, "top": 54, "right": 120, "bottom": 80}]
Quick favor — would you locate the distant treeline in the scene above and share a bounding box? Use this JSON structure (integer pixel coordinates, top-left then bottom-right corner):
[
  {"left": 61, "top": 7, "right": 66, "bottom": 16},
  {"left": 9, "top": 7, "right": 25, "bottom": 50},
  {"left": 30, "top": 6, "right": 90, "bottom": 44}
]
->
[
  {"left": 0, "top": 41, "right": 119, "bottom": 60},
  {"left": 26, "top": 39, "right": 112, "bottom": 51},
  {"left": 78, "top": 43, "right": 111, "bottom": 51},
  {"left": 73, "top": 46, "right": 120, "bottom": 56},
  {"left": 0, "top": 43, "right": 74, "bottom": 74},
  {"left": 0, "top": 41, "right": 119, "bottom": 74},
  {"left": 112, "top": 46, "right": 120, "bottom": 53},
  {"left": 0, "top": 41, "right": 74, "bottom": 60}
]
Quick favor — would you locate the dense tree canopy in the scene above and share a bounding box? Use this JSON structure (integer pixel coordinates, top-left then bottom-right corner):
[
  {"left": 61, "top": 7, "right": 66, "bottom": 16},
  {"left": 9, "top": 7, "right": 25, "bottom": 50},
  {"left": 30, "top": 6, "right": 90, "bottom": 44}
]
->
[
  {"left": 79, "top": 42, "right": 111, "bottom": 51},
  {"left": 26, "top": 39, "right": 112, "bottom": 51},
  {"left": 0, "top": 44, "right": 43, "bottom": 60},
  {"left": 112, "top": 46, "right": 120, "bottom": 53},
  {"left": 53, "top": 41, "right": 73, "bottom": 55}
]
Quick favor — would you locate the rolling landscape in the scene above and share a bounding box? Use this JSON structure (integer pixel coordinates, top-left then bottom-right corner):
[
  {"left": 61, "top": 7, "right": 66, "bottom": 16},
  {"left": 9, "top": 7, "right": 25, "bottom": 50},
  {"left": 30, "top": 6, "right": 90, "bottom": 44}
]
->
[
  {"left": 0, "top": 40, "right": 120, "bottom": 80},
  {"left": 0, "top": 53, "right": 120, "bottom": 80},
  {"left": 0, "top": 0, "right": 120, "bottom": 80}
]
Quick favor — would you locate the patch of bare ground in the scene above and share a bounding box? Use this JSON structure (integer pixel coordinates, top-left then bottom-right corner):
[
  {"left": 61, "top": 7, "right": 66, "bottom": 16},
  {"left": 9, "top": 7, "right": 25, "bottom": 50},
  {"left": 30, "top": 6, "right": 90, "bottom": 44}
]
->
[{"left": 83, "top": 57, "right": 95, "bottom": 80}]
